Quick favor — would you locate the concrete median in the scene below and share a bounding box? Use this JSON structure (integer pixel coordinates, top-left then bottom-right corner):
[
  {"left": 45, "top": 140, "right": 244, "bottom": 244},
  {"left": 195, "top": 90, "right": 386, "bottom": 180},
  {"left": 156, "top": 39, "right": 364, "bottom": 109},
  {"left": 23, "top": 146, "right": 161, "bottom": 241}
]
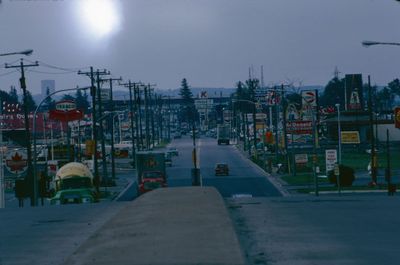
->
[{"left": 63, "top": 186, "right": 245, "bottom": 265}]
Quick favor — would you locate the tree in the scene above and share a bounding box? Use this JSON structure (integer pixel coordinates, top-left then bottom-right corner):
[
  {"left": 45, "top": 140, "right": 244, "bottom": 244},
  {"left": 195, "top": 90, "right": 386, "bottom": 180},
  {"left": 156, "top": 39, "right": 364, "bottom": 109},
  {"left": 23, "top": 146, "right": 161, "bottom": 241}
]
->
[
  {"left": 179, "top": 78, "right": 193, "bottom": 104},
  {"left": 61, "top": 94, "right": 75, "bottom": 101},
  {"left": 75, "top": 89, "right": 90, "bottom": 113},
  {"left": 8, "top": 86, "right": 18, "bottom": 103},
  {"left": 178, "top": 78, "right": 196, "bottom": 123},
  {"left": 376, "top": 86, "right": 393, "bottom": 112},
  {"left": 24, "top": 90, "right": 37, "bottom": 112},
  {"left": 319, "top": 77, "right": 345, "bottom": 108},
  {"left": 388, "top": 78, "right": 400, "bottom": 97},
  {"left": 42, "top": 87, "right": 56, "bottom": 111}
]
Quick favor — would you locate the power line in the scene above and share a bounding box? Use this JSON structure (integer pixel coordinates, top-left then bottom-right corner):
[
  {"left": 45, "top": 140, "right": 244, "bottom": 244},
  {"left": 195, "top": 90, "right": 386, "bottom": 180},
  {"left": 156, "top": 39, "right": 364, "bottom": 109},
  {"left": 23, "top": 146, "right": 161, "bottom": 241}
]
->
[
  {"left": 26, "top": 69, "right": 77, "bottom": 75},
  {"left": 0, "top": 70, "right": 18, "bottom": 77},
  {"left": 24, "top": 59, "right": 90, "bottom": 72}
]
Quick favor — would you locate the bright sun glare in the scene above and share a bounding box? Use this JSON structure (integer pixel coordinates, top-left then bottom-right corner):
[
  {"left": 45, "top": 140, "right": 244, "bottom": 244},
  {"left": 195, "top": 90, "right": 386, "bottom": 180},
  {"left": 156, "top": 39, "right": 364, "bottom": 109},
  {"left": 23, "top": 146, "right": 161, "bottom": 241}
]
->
[{"left": 77, "top": 0, "right": 121, "bottom": 38}]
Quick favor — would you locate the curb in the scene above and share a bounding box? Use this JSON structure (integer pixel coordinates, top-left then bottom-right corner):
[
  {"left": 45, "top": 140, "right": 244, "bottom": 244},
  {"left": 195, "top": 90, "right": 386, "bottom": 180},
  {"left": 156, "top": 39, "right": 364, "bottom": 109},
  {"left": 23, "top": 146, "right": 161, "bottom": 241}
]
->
[
  {"left": 113, "top": 180, "right": 136, "bottom": 201},
  {"left": 234, "top": 144, "right": 291, "bottom": 197}
]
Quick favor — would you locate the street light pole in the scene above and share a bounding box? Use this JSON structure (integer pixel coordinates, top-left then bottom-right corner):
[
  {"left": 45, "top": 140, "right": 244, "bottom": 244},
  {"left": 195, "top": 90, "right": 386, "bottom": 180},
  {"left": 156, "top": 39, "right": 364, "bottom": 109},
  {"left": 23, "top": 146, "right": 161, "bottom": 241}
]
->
[
  {"left": 33, "top": 87, "right": 90, "bottom": 206},
  {"left": 335, "top": 103, "right": 342, "bottom": 193}
]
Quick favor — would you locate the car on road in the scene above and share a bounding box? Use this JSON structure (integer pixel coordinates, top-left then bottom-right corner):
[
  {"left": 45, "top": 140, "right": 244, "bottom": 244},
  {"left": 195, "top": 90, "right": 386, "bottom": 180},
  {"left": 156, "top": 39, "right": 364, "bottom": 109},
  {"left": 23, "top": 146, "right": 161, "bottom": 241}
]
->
[
  {"left": 215, "top": 163, "right": 229, "bottom": 176},
  {"left": 165, "top": 152, "right": 172, "bottom": 166},
  {"left": 167, "top": 147, "right": 179, "bottom": 156},
  {"left": 138, "top": 171, "right": 167, "bottom": 194}
]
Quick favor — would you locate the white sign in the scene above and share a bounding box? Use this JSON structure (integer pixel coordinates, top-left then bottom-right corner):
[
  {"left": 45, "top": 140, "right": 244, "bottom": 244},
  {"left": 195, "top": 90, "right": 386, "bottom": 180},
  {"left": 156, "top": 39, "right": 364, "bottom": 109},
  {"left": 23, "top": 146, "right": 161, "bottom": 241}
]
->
[
  {"left": 295, "top": 154, "right": 308, "bottom": 164},
  {"left": 325, "top": 149, "right": 337, "bottom": 173},
  {"left": 5, "top": 149, "right": 28, "bottom": 175},
  {"left": 56, "top": 100, "right": 76, "bottom": 111},
  {"left": 301, "top": 90, "right": 317, "bottom": 108},
  {"left": 195, "top": 99, "right": 213, "bottom": 109},
  {"left": 256, "top": 113, "right": 267, "bottom": 120}
]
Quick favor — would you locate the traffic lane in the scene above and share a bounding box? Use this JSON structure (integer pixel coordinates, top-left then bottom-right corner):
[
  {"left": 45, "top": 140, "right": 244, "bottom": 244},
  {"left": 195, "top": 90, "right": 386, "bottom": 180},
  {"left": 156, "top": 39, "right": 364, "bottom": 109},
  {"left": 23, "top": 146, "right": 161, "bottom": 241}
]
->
[
  {"left": 198, "top": 138, "right": 259, "bottom": 178},
  {"left": 203, "top": 177, "right": 282, "bottom": 197},
  {"left": 0, "top": 202, "right": 127, "bottom": 265},
  {"left": 198, "top": 138, "right": 282, "bottom": 197}
]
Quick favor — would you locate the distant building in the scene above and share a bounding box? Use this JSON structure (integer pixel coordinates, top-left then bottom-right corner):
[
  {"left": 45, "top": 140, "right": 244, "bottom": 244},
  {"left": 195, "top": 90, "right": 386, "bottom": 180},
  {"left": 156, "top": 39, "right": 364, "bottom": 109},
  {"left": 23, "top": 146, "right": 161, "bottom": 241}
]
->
[{"left": 41, "top": 80, "right": 55, "bottom": 97}]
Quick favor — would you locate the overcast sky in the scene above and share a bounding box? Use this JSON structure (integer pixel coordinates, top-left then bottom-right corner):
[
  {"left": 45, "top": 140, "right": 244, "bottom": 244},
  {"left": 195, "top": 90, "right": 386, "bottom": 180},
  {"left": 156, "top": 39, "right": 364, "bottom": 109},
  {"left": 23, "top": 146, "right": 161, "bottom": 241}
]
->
[{"left": 0, "top": 0, "right": 400, "bottom": 95}]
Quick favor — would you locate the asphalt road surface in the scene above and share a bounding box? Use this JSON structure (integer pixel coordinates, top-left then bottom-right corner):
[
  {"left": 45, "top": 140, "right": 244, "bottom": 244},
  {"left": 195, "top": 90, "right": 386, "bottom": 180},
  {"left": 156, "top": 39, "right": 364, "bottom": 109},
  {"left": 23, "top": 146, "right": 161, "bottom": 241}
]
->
[
  {"left": 228, "top": 194, "right": 400, "bottom": 265},
  {"left": 167, "top": 136, "right": 282, "bottom": 198}
]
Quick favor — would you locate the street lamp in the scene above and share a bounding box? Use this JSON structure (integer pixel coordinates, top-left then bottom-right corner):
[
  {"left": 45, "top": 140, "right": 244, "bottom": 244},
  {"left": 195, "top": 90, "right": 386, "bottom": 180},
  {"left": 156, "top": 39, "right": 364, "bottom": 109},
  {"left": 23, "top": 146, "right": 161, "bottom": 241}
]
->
[
  {"left": 335, "top": 103, "right": 342, "bottom": 193},
  {"left": 335, "top": 103, "right": 342, "bottom": 164},
  {"left": 32, "top": 86, "right": 90, "bottom": 206},
  {"left": 0, "top": 49, "right": 33, "bottom": 57},
  {"left": 362, "top": 40, "right": 400, "bottom": 47}
]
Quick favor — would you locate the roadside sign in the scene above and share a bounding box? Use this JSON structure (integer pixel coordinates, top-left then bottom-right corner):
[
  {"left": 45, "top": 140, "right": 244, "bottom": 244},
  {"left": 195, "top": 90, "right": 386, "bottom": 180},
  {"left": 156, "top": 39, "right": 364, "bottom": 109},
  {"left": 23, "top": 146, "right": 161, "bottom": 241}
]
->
[
  {"left": 295, "top": 154, "right": 308, "bottom": 164},
  {"left": 334, "top": 163, "right": 340, "bottom": 176},
  {"left": 325, "top": 149, "right": 337, "bottom": 173},
  {"left": 5, "top": 149, "right": 28, "bottom": 175},
  {"left": 55, "top": 100, "right": 76, "bottom": 111},
  {"left": 301, "top": 90, "right": 318, "bottom": 108},
  {"left": 286, "top": 121, "right": 313, "bottom": 134},
  {"left": 341, "top": 131, "right": 360, "bottom": 144}
]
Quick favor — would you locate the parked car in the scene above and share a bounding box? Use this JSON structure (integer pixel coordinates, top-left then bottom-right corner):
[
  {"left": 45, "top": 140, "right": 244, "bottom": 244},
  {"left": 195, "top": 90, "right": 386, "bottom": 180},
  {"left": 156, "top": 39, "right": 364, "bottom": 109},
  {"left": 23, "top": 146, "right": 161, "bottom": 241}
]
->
[
  {"left": 167, "top": 147, "right": 179, "bottom": 156},
  {"left": 215, "top": 163, "right": 229, "bottom": 176},
  {"left": 165, "top": 153, "right": 172, "bottom": 166}
]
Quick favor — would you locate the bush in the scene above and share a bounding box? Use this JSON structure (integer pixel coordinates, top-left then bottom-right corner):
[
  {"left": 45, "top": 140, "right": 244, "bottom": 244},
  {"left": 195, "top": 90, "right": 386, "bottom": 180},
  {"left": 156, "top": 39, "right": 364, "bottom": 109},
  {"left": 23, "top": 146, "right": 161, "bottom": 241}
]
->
[{"left": 328, "top": 164, "right": 355, "bottom": 187}]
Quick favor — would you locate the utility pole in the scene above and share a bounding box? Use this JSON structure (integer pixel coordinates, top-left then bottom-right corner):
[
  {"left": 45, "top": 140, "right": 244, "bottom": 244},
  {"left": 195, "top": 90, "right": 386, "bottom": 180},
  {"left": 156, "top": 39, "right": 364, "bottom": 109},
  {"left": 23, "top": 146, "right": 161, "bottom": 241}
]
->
[
  {"left": 168, "top": 96, "right": 171, "bottom": 140},
  {"left": 78, "top": 67, "right": 108, "bottom": 194},
  {"left": 96, "top": 70, "right": 110, "bottom": 187},
  {"left": 149, "top": 89, "right": 156, "bottom": 147},
  {"left": 134, "top": 83, "right": 140, "bottom": 151},
  {"left": 5, "top": 59, "right": 39, "bottom": 206},
  {"left": 106, "top": 77, "right": 122, "bottom": 181},
  {"left": 120, "top": 80, "right": 140, "bottom": 166},
  {"left": 368, "top": 76, "right": 377, "bottom": 185}
]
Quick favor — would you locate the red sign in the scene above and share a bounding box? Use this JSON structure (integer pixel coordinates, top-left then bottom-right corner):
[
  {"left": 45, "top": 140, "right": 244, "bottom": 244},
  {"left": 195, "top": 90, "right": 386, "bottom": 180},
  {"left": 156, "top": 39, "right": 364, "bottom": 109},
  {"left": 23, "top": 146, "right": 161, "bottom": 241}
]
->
[
  {"left": 49, "top": 109, "right": 84, "bottom": 122},
  {"left": 286, "top": 121, "right": 313, "bottom": 134},
  {"left": 5, "top": 150, "right": 28, "bottom": 174},
  {"left": 395, "top": 107, "right": 400, "bottom": 129}
]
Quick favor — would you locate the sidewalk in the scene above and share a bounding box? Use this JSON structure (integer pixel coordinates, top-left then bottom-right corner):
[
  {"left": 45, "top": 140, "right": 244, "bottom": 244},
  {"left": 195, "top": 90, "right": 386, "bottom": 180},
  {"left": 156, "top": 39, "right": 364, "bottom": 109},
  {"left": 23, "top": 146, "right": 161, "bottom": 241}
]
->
[{"left": 63, "top": 187, "right": 246, "bottom": 265}]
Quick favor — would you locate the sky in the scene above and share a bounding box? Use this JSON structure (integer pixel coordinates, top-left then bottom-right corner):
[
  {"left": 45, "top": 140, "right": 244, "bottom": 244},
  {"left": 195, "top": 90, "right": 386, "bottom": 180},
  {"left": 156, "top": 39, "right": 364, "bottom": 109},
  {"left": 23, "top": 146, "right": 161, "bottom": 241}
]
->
[{"left": 0, "top": 0, "right": 400, "bottom": 95}]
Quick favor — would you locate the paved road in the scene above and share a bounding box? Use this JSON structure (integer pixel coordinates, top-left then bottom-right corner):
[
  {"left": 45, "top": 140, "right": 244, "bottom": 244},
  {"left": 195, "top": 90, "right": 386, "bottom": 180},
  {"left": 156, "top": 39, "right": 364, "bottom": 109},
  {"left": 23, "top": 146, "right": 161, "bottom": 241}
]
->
[
  {"left": 167, "top": 136, "right": 282, "bottom": 198},
  {"left": 228, "top": 194, "right": 400, "bottom": 265},
  {"left": 0, "top": 202, "right": 127, "bottom": 265}
]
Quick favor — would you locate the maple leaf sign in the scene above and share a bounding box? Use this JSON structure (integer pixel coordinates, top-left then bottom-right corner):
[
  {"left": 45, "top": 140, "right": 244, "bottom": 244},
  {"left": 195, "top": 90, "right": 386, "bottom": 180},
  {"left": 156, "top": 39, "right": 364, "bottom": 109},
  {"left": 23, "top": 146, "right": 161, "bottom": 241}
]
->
[{"left": 6, "top": 151, "right": 28, "bottom": 174}]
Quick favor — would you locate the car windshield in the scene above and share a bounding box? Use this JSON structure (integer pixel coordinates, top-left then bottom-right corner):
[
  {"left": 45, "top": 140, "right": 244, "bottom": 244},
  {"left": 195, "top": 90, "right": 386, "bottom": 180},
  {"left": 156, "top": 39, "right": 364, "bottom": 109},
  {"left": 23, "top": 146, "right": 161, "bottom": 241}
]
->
[{"left": 61, "top": 177, "right": 92, "bottom": 190}]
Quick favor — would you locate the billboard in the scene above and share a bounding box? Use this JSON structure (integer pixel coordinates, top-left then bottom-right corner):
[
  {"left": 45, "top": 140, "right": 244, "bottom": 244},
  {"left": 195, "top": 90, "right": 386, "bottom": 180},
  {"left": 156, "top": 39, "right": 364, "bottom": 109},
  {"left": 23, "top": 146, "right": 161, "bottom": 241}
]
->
[{"left": 345, "top": 74, "right": 364, "bottom": 111}]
